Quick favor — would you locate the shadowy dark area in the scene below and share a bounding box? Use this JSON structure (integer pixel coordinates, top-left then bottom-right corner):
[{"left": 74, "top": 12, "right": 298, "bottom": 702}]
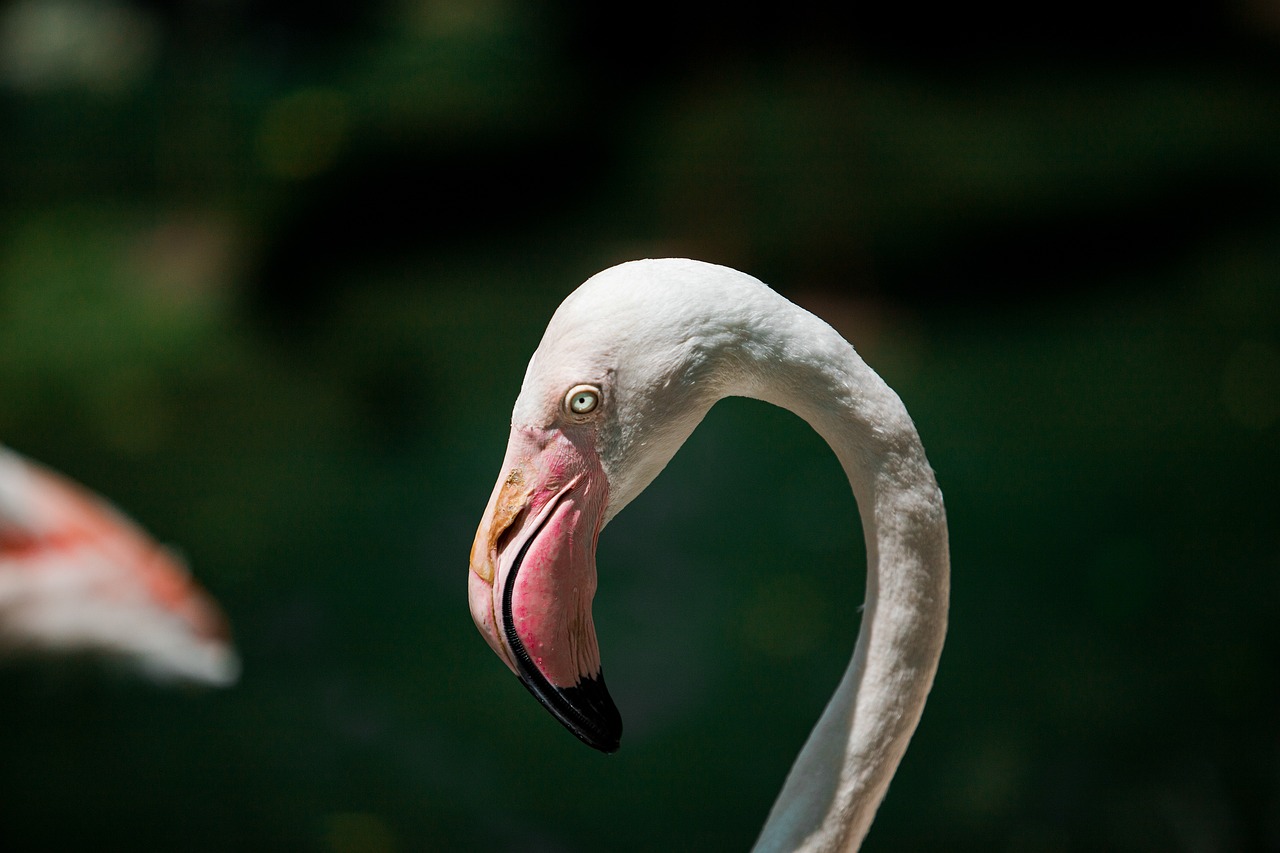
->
[
  {"left": 250, "top": 124, "right": 614, "bottom": 330},
  {"left": 883, "top": 166, "right": 1280, "bottom": 309}
]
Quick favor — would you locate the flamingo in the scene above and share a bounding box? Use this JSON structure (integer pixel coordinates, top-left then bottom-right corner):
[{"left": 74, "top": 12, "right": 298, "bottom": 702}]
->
[
  {"left": 0, "top": 445, "right": 239, "bottom": 687},
  {"left": 469, "top": 259, "right": 950, "bottom": 851}
]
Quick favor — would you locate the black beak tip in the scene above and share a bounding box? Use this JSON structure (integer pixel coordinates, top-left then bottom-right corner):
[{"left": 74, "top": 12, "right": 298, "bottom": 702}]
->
[
  {"left": 560, "top": 673, "right": 624, "bottom": 753},
  {"left": 519, "top": 670, "right": 623, "bottom": 754}
]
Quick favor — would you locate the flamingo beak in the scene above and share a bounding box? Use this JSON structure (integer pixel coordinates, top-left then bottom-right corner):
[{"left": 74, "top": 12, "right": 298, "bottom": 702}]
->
[{"left": 468, "top": 425, "right": 622, "bottom": 752}]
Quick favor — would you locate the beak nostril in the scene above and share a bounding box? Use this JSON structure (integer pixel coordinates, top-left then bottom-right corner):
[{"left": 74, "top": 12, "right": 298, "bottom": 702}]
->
[{"left": 493, "top": 505, "right": 526, "bottom": 556}]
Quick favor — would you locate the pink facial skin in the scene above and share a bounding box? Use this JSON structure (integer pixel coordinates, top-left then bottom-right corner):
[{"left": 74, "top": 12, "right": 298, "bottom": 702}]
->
[{"left": 469, "top": 425, "right": 607, "bottom": 690}]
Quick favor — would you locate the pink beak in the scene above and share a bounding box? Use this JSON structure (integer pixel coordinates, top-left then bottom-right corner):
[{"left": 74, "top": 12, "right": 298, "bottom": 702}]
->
[{"left": 468, "top": 425, "right": 621, "bottom": 752}]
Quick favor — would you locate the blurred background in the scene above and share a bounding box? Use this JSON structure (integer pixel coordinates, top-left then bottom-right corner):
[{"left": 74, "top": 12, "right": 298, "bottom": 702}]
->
[{"left": 1, "top": 1, "right": 1278, "bottom": 850}]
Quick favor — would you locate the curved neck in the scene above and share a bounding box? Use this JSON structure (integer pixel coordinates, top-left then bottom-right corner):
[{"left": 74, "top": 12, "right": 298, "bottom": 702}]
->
[{"left": 730, "top": 300, "right": 950, "bottom": 853}]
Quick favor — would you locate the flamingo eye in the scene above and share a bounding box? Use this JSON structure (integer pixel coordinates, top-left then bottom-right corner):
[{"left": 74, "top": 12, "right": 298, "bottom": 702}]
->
[{"left": 565, "top": 385, "right": 601, "bottom": 416}]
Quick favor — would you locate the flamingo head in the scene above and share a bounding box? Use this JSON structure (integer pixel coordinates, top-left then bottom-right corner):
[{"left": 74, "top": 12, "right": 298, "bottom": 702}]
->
[{"left": 469, "top": 260, "right": 754, "bottom": 752}]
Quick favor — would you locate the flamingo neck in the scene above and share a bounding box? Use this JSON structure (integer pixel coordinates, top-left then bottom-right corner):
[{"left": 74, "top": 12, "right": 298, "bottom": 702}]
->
[
  {"left": 727, "top": 301, "right": 950, "bottom": 853},
  {"left": 524, "top": 259, "right": 949, "bottom": 850}
]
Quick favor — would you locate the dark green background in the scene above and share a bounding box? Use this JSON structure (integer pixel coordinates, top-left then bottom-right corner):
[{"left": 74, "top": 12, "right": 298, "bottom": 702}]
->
[{"left": 1, "top": 3, "right": 1277, "bottom": 851}]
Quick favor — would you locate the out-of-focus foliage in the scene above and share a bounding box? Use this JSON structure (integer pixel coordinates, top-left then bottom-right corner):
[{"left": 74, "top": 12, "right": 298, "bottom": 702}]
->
[{"left": 1, "top": 1, "right": 1277, "bottom": 851}]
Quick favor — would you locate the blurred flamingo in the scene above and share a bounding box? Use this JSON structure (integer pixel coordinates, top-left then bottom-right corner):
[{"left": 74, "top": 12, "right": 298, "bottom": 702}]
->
[{"left": 0, "top": 445, "right": 238, "bottom": 686}]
